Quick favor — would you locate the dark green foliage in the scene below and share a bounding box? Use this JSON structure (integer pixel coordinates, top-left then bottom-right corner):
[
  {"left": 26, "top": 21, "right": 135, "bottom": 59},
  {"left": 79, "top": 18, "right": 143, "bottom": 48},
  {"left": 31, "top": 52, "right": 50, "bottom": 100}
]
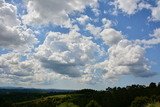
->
[
  {"left": 131, "top": 97, "right": 150, "bottom": 107},
  {"left": 158, "top": 82, "right": 160, "bottom": 87},
  {"left": 149, "top": 83, "right": 157, "bottom": 88},
  {"left": 131, "top": 95, "right": 160, "bottom": 107},
  {"left": 1, "top": 82, "right": 160, "bottom": 107}
]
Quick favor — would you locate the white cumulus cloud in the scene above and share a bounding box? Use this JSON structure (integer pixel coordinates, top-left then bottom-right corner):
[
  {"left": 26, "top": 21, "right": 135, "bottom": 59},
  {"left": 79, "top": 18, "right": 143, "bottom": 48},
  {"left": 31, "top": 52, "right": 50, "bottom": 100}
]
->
[
  {"left": 35, "top": 30, "right": 105, "bottom": 78},
  {"left": 0, "top": 1, "right": 37, "bottom": 51},
  {"left": 100, "top": 28, "right": 123, "bottom": 46},
  {"left": 98, "top": 39, "right": 155, "bottom": 79},
  {"left": 22, "top": 0, "right": 98, "bottom": 26},
  {"left": 151, "top": 0, "right": 160, "bottom": 21},
  {"left": 113, "top": 0, "right": 140, "bottom": 15}
]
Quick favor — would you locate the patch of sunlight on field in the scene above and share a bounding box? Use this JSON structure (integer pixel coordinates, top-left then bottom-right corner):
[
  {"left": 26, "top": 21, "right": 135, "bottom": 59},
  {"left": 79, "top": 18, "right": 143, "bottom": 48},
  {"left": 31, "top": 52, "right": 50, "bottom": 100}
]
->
[{"left": 146, "top": 102, "right": 160, "bottom": 107}]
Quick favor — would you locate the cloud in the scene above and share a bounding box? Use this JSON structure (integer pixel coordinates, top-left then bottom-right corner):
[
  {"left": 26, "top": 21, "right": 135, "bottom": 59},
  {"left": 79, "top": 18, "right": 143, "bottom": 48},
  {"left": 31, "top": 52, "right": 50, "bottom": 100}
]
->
[
  {"left": 102, "top": 18, "right": 112, "bottom": 28},
  {"left": 0, "top": 53, "right": 33, "bottom": 84},
  {"left": 113, "top": 0, "right": 140, "bottom": 15},
  {"left": 86, "top": 23, "right": 102, "bottom": 36},
  {"left": 99, "top": 39, "right": 155, "bottom": 79},
  {"left": 135, "top": 38, "right": 160, "bottom": 46},
  {"left": 35, "top": 30, "right": 105, "bottom": 78},
  {"left": 33, "top": 27, "right": 156, "bottom": 83},
  {"left": 150, "top": 0, "right": 160, "bottom": 21},
  {"left": 0, "top": 2, "right": 20, "bottom": 26},
  {"left": 126, "top": 26, "right": 132, "bottom": 29},
  {"left": 0, "top": 24, "right": 37, "bottom": 51},
  {"left": 113, "top": 0, "right": 160, "bottom": 21},
  {"left": 86, "top": 19, "right": 113, "bottom": 38},
  {"left": 112, "top": 0, "right": 160, "bottom": 22},
  {"left": 151, "top": 28, "right": 160, "bottom": 38},
  {"left": 98, "top": 27, "right": 159, "bottom": 79},
  {"left": 92, "top": 8, "right": 100, "bottom": 16},
  {"left": 100, "top": 28, "right": 123, "bottom": 46},
  {"left": 40, "top": 59, "right": 81, "bottom": 77},
  {"left": 138, "top": 1, "right": 151, "bottom": 10},
  {"left": 22, "top": 0, "right": 98, "bottom": 26},
  {"left": 0, "top": 1, "right": 37, "bottom": 51},
  {"left": 135, "top": 28, "right": 160, "bottom": 45},
  {"left": 111, "top": 0, "right": 152, "bottom": 15},
  {"left": 0, "top": 52, "right": 61, "bottom": 85},
  {"left": 77, "top": 15, "right": 90, "bottom": 24}
]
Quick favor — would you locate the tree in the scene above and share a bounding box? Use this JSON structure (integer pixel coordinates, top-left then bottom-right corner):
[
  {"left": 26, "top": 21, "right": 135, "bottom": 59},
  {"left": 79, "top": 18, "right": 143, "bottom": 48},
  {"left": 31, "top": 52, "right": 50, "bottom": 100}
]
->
[
  {"left": 149, "top": 82, "right": 157, "bottom": 88},
  {"left": 158, "top": 82, "right": 160, "bottom": 87}
]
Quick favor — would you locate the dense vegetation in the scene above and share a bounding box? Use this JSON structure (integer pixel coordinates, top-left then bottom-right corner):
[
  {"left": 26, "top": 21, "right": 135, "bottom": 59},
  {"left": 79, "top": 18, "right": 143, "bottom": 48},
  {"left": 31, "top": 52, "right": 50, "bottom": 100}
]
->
[{"left": 0, "top": 82, "right": 160, "bottom": 107}]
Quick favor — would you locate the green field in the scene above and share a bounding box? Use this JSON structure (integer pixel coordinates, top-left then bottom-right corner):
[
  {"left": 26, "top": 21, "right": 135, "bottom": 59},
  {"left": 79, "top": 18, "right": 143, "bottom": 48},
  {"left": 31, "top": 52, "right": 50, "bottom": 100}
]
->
[
  {"left": 146, "top": 102, "right": 160, "bottom": 107},
  {"left": 14, "top": 94, "right": 82, "bottom": 107}
]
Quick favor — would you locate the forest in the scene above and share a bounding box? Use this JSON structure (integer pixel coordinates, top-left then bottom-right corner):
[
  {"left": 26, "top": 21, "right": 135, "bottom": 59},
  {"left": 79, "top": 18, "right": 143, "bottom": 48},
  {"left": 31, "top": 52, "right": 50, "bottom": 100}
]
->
[{"left": 0, "top": 82, "right": 160, "bottom": 107}]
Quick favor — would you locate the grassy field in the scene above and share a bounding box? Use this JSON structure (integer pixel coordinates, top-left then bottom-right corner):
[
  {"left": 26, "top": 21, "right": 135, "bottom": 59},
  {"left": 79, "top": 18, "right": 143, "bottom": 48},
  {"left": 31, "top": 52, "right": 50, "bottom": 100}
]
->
[
  {"left": 14, "top": 94, "right": 83, "bottom": 107},
  {"left": 146, "top": 102, "right": 160, "bottom": 107}
]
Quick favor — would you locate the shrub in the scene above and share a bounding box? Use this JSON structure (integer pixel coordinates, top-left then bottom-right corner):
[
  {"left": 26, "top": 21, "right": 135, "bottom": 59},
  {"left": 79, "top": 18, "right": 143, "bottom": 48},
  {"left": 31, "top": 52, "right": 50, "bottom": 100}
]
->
[{"left": 131, "top": 97, "right": 150, "bottom": 107}]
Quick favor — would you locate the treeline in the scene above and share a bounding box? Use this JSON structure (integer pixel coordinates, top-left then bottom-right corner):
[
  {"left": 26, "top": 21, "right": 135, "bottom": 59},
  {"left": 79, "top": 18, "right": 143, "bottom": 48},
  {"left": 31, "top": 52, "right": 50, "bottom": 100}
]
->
[
  {"left": 0, "top": 82, "right": 160, "bottom": 107},
  {"left": 72, "top": 82, "right": 160, "bottom": 107}
]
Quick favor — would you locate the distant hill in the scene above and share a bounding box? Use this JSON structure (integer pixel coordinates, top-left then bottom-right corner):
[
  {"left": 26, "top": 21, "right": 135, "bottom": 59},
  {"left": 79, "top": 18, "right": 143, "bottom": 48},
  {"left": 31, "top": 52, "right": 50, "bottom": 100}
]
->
[{"left": 0, "top": 86, "right": 75, "bottom": 93}]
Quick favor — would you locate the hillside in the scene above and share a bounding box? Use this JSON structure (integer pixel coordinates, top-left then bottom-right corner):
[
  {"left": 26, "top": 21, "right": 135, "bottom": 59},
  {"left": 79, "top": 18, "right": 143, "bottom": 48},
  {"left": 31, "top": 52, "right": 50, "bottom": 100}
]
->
[{"left": 0, "top": 82, "right": 160, "bottom": 107}]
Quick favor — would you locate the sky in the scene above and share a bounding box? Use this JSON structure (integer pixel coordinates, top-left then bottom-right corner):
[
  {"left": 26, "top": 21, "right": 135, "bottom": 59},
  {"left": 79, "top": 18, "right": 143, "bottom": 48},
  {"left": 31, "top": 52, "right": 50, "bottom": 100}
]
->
[{"left": 0, "top": 0, "right": 160, "bottom": 90}]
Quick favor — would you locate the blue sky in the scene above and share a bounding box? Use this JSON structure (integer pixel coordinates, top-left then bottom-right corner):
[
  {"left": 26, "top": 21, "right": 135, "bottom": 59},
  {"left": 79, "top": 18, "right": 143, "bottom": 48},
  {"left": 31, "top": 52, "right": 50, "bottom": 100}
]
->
[{"left": 0, "top": 0, "right": 160, "bottom": 90}]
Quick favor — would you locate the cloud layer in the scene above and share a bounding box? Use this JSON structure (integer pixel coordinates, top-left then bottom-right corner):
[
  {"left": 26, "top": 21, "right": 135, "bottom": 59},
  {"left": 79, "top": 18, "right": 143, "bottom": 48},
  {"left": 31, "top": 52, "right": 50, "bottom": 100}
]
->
[{"left": 0, "top": 0, "right": 159, "bottom": 86}]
